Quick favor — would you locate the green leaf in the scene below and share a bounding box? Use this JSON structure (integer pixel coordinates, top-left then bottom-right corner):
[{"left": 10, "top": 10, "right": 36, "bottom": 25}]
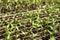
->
[
  {"left": 0, "top": 0, "right": 2, "bottom": 3},
  {"left": 15, "top": 0, "right": 18, "bottom": 2},
  {"left": 49, "top": 36, "right": 56, "bottom": 40}
]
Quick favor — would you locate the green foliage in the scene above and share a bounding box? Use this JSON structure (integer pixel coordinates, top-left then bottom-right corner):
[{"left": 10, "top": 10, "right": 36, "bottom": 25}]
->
[{"left": 0, "top": 0, "right": 60, "bottom": 40}]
